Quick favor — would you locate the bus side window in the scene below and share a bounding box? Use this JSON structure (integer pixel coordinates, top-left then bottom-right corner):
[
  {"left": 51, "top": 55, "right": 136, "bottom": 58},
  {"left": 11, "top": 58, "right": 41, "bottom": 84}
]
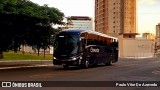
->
[
  {"left": 99, "top": 40, "right": 103, "bottom": 45},
  {"left": 108, "top": 47, "right": 113, "bottom": 53},
  {"left": 95, "top": 40, "right": 99, "bottom": 45},
  {"left": 101, "top": 46, "right": 105, "bottom": 52},
  {"left": 87, "top": 39, "right": 96, "bottom": 45},
  {"left": 104, "top": 41, "right": 107, "bottom": 46},
  {"left": 87, "top": 39, "right": 92, "bottom": 45},
  {"left": 105, "top": 47, "right": 109, "bottom": 52},
  {"left": 81, "top": 40, "right": 86, "bottom": 51}
]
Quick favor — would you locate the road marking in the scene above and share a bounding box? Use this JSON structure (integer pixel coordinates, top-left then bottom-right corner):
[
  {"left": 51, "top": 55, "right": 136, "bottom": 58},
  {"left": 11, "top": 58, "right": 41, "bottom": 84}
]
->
[{"left": 152, "top": 69, "right": 160, "bottom": 75}]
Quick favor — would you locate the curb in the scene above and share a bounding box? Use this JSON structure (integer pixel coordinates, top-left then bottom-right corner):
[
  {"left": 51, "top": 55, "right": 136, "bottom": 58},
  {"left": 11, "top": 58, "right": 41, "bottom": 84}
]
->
[
  {"left": 119, "top": 57, "right": 158, "bottom": 60},
  {"left": 0, "top": 60, "right": 53, "bottom": 70}
]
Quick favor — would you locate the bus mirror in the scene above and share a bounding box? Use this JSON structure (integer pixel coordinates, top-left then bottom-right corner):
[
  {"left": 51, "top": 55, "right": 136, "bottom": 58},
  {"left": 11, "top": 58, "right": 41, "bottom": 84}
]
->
[
  {"left": 81, "top": 37, "right": 85, "bottom": 39},
  {"left": 80, "top": 37, "right": 85, "bottom": 41},
  {"left": 59, "top": 35, "right": 65, "bottom": 37}
]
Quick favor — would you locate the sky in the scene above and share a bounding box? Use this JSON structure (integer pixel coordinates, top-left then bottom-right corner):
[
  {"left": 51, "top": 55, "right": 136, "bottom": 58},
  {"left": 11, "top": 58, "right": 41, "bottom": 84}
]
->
[
  {"left": 30, "top": 0, "right": 160, "bottom": 35},
  {"left": 138, "top": 0, "right": 160, "bottom": 35}
]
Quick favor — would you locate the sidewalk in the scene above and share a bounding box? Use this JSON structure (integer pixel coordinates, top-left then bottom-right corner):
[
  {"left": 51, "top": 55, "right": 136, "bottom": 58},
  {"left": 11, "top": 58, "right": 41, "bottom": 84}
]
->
[
  {"left": 0, "top": 60, "right": 53, "bottom": 70},
  {"left": 119, "top": 57, "right": 159, "bottom": 60}
]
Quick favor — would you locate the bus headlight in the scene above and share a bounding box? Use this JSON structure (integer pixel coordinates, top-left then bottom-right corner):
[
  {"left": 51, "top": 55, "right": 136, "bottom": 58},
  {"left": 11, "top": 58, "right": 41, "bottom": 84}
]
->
[
  {"left": 72, "top": 57, "right": 77, "bottom": 61},
  {"left": 53, "top": 57, "right": 57, "bottom": 59}
]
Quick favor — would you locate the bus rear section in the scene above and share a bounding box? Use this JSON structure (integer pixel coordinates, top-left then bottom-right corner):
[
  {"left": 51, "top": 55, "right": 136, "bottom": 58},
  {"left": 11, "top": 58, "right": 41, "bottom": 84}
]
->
[{"left": 84, "top": 45, "right": 118, "bottom": 66}]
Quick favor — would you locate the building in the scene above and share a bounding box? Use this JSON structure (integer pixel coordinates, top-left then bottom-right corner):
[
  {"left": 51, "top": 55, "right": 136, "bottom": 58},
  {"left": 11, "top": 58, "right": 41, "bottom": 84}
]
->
[
  {"left": 142, "top": 33, "right": 155, "bottom": 40},
  {"left": 156, "top": 23, "right": 160, "bottom": 46},
  {"left": 20, "top": 45, "right": 54, "bottom": 54},
  {"left": 156, "top": 23, "right": 160, "bottom": 50},
  {"left": 66, "top": 16, "right": 93, "bottom": 30},
  {"left": 95, "top": 0, "right": 137, "bottom": 36}
]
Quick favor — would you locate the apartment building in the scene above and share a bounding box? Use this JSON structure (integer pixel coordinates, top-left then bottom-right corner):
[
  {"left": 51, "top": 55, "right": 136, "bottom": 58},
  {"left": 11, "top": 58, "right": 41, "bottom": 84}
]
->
[
  {"left": 156, "top": 23, "right": 160, "bottom": 48},
  {"left": 95, "top": 0, "right": 137, "bottom": 36}
]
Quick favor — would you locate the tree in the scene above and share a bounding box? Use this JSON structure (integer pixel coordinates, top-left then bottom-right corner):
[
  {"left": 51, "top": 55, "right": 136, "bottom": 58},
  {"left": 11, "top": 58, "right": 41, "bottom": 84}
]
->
[{"left": 0, "top": 0, "right": 64, "bottom": 59}]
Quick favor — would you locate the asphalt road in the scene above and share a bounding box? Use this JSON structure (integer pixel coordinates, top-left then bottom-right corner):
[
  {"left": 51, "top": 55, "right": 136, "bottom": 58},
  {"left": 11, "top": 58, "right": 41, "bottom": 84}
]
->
[{"left": 0, "top": 58, "right": 160, "bottom": 90}]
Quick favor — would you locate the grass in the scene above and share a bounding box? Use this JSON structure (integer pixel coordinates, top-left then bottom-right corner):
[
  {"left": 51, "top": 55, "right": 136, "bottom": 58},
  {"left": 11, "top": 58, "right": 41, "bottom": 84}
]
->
[{"left": 1, "top": 52, "right": 53, "bottom": 61}]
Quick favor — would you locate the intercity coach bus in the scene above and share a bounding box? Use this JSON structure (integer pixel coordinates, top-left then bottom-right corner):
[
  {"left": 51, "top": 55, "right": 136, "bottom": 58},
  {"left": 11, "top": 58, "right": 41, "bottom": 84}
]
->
[{"left": 53, "top": 29, "right": 118, "bottom": 69}]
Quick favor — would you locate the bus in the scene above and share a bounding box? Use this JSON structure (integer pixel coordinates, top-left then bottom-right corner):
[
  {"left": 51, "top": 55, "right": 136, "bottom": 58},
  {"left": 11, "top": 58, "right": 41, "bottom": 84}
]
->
[{"left": 53, "top": 29, "right": 118, "bottom": 69}]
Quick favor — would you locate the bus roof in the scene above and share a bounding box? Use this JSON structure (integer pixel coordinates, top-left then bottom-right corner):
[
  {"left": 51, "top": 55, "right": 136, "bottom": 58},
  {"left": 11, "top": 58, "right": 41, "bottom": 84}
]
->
[{"left": 60, "top": 29, "right": 117, "bottom": 40}]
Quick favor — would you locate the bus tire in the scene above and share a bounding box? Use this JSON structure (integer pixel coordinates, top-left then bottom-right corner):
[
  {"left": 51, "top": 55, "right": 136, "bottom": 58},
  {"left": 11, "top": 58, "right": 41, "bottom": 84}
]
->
[
  {"left": 105, "top": 60, "right": 111, "bottom": 66},
  {"left": 84, "top": 60, "right": 89, "bottom": 68},
  {"left": 84, "top": 58, "right": 90, "bottom": 68},
  {"left": 92, "top": 64, "right": 97, "bottom": 67}
]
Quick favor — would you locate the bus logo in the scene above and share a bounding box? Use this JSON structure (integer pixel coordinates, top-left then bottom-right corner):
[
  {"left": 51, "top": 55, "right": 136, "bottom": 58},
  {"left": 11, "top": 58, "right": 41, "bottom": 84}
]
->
[{"left": 90, "top": 47, "right": 99, "bottom": 53}]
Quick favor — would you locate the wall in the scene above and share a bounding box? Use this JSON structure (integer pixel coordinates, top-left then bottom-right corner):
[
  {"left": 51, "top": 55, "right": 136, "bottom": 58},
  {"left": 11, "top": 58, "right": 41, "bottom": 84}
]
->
[{"left": 118, "top": 35, "right": 154, "bottom": 58}]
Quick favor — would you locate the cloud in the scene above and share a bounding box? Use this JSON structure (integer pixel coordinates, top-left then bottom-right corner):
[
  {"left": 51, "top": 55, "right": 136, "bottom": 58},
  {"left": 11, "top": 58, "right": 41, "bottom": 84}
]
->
[{"left": 138, "top": 0, "right": 158, "bottom": 5}]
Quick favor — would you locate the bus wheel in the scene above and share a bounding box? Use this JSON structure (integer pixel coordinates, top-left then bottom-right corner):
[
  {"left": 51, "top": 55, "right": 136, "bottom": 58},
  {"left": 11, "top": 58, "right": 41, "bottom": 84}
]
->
[
  {"left": 92, "top": 64, "right": 97, "bottom": 67},
  {"left": 84, "top": 59, "right": 89, "bottom": 68},
  {"left": 63, "top": 65, "right": 69, "bottom": 69},
  {"left": 105, "top": 60, "right": 111, "bottom": 66}
]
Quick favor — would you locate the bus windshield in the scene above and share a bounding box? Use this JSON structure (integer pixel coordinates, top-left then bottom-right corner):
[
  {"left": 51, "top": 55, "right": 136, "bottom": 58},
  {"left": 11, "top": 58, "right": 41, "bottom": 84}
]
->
[{"left": 54, "top": 34, "right": 79, "bottom": 56}]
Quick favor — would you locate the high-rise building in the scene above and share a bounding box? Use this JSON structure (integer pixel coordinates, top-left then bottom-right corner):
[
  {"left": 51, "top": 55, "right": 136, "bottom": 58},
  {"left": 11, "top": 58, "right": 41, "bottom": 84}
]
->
[
  {"left": 95, "top": 0, "right": 137, "bottom": 36},
  {"left": 66, "top": 16, "right": 93, "bottom": 30},
  {"left": 156, "top": 23, "right": 160, "bottom": 47}
]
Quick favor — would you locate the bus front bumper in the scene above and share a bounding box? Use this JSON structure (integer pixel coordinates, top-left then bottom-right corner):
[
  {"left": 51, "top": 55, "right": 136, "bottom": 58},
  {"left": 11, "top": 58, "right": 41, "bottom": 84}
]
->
[{"left": 53, "top": 58, "right": 81, "bottom": 66}]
